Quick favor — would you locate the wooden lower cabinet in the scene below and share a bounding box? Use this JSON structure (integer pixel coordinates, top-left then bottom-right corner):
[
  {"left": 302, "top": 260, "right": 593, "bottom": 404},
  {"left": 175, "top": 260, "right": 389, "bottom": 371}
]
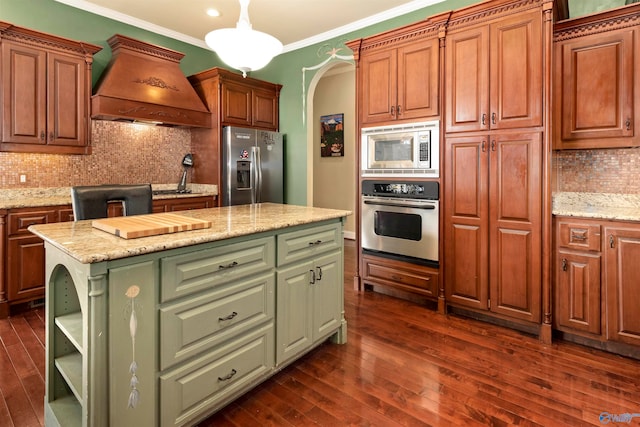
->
[
  {"left": 361, "top": 254, "right": 438, "bottom": 299},
  {"left": 0, "top": 196, "right": 215, "bottom": 318},
  {"left": 554, "top": 217, "right": 640, "bottom": 356},
  {"left": 604, "top": 225, "right": 640, "bottom": 346},
  {"left": 444, "top": 132, "right": 542, "bottom": 325},
  {"left": 44, "top": 219, "right": 346, "bottom": 426}
]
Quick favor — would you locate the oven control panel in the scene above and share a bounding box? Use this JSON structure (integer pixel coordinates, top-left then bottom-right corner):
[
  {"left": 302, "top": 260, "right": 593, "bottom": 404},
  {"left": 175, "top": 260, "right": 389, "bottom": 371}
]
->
[{"left": 361, "top": 180, "right": 439, "bottom": 200}]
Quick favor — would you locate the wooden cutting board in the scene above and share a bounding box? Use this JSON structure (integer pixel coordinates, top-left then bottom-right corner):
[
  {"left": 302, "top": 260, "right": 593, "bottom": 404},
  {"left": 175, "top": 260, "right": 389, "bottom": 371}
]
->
[{"left": 92, "top": 212, "right": 212, "bottom": 239}]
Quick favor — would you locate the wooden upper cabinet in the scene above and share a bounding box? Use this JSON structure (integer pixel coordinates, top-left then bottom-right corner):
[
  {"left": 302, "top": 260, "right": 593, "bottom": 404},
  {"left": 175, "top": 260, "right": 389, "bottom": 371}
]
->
[
  {"left": 554, "top": 5, "right": 640, "bottom": 149},
  {"left": 446, "top": 9, "right": 543, "bottom": 133},
  {"left": 220, "top": 78, "right": 280, "bottom": 130},
  {"left": 348, "top": 20, "right": 442, "bottom": 126},
  {"left": 0, "top": 22, "right": 101, "bottom": 154}
]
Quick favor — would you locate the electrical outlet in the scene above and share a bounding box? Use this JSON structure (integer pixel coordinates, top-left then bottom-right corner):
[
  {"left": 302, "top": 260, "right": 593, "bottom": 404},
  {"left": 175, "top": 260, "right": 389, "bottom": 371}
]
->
[{"left": 19, "top": 174, "right": 26, "bottom": 183}]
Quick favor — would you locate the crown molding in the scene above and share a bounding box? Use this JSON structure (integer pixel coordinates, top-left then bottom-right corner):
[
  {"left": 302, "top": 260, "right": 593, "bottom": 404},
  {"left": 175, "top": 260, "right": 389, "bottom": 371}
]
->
[{"left": 54, "top": 0, "right": 445, "bottom": 54}]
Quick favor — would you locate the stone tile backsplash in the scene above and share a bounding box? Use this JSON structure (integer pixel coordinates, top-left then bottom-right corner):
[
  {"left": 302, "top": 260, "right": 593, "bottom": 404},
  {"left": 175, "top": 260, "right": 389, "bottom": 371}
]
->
[
  {"left": 554, "top": 148, "right": 640, "bottom": 194},
  {"left": 0, "top": 120, "right": 192, "bottom": 188}
]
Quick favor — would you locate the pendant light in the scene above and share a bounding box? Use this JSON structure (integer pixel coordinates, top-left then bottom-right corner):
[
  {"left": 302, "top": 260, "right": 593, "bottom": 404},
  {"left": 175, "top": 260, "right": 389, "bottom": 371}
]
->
[{"left": 205, "top": 0, "right": 283, "bottom": 77}]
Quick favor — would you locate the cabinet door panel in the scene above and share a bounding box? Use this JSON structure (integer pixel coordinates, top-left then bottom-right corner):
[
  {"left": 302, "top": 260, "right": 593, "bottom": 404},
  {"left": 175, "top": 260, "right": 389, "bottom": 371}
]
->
[
  {"left": 489, "top": 133, "right": 541, "bottom": 322},
  {"left": 221, "top": 82, "right": 252, "bottom": 126},
  {"left": 252, "top": 88, "right": 278, "bottom": 129},
  {"left": 555, "top": 250, "right": 601, "bottom": 335},
  {"left": 444, "top": 136, "right": 489, "bottom": 309},
  {"left": 605, "top": 227, "right": 640, "bottom": 345},
  {"left": 312, "top": 251, "right": 342, "bottom": 341},
  {"left": 397, "top": 38, "right": 439, "bottom": 120},
  {"left": 1, "top": 42, "right": 47, "bottom": 144},
  {"left": 489, "top": 10, "right": 542, "bottom": 129},
  {"left": 48, "top": 52, "right": 86, "bottom": 146},
  {"left": 7, "top": 235, "right": 45, "bottom": 301},
  {"left": 445, "top": 26, "right": 489, "bottom": 133},
  {"left": 360, "top": 49, "right": 396, "bottom": 124},
  {"left": 556, "top": 29, "right": 634, "bottom": 146},
  {"left": 276, "top": 261, "right": 313, "bottom": 364}
]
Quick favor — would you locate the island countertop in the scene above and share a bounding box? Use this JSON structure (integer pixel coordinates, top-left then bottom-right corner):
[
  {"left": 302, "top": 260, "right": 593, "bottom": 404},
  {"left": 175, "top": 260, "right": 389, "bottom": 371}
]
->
[{"left": 29, "top": 203, "right": 352, "bottom": 264}]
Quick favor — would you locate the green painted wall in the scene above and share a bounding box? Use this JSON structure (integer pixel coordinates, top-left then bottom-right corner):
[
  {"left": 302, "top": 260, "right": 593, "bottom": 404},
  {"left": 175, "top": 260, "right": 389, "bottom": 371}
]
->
[{"left": 2, "top": 0, "right": 476, "bottom": 204}]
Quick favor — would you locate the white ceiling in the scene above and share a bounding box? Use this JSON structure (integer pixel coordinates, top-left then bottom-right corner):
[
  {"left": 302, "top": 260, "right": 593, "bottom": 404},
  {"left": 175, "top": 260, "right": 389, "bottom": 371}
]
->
[{"left": 54, "top": 0, "right": 446, "bottom": 52}]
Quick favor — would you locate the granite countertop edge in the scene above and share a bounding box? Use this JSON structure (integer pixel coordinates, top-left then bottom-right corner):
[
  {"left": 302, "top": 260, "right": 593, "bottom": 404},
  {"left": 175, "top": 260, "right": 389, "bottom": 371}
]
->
[
  {"left": 29, "top": 203, "right": 352, "bottom": 264},
  {"left": 0, "top": 184, "right": 218, "bottom": 209},
  {"left": 553, "top": 192, "right": 640, "bottom": 222}
]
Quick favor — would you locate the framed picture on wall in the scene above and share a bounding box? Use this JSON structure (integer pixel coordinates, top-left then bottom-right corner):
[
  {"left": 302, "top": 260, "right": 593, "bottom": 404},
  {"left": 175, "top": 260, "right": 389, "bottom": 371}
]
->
[{"left": 320, "top": 113, "right": 344, "bottom": 157}]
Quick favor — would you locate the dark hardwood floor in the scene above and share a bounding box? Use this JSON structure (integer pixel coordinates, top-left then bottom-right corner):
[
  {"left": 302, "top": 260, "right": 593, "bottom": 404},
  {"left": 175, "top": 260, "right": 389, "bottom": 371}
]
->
[{"left": 1, "top": 239, "right": 639, "bottom": 426}]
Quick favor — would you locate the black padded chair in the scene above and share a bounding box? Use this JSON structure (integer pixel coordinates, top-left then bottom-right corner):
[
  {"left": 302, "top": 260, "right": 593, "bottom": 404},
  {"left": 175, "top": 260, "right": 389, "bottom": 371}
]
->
[{"left": 71, "top": 184, "right": 153, "bottom": 220}]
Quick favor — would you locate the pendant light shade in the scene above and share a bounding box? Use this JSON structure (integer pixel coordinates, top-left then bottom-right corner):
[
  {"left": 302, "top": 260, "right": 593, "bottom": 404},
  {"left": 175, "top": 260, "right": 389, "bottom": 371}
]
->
[{"left": 205, "top": 0, "right": 283, "bottom": 77}]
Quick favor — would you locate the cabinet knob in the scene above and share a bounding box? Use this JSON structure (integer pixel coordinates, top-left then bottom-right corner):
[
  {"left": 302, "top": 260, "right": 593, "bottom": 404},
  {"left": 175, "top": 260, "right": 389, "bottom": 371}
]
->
[
  {"left": 40, "top": 131, "right": 45, "bottom": 141},
  {"left": 49, "top": 131, "right": 54, "bottom": 142}
]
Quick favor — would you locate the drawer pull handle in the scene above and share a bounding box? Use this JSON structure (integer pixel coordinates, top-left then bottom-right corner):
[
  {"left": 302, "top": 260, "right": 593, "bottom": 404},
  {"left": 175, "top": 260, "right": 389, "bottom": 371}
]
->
[
  {"left": 626, "top": 117, "right": 631, "bottom": 130},
  {"left": 481, "top": 113, "right": 486, "bottom": 126},
  {"left": 562, "top": 258, "right": 567, "bottom": 272},
  {"left": 491, "top": 112, "right": 496, "bottom": 125},
  {"left": 218, "top": 261, "right": 238, "bottom": 270},
  {"left": 218, "top": 311, "right": 238, "bottom": 322},
  {"left": 570, "top": 232, "right": 587, "bottom": 241},
  {"left": 315, "top": 266, "right": 323, "bottom": 281},
  {"left": 310, "top": 269, "right": 316, "bottom": 284},
  {"left": 308, "top": 240, "right": 322, "bottom": 246},
  {"left": 218, "top": 369, "right": 237, "bottom": 382},
  {"left": 610, "top": 235, "right": 615, "bottom": 249}
]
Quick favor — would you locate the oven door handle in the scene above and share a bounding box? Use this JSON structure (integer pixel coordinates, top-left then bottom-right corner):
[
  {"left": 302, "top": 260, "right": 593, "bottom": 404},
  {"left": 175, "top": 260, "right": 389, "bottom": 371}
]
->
[{"left": 363, "top": 200, "right": 436, "bottom": 210}]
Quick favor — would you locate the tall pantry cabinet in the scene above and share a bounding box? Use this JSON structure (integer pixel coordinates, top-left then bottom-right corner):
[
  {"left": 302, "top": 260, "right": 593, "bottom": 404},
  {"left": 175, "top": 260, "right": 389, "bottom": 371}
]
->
[{"left": 443, "top": 0, "right": 553, "bottom": 339}]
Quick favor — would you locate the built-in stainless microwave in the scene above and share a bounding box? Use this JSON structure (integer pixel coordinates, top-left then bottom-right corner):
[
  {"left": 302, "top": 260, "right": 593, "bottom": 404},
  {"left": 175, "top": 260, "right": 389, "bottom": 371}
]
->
[{"left": 361, "top": 120, "right": 439, "bottom": 178}]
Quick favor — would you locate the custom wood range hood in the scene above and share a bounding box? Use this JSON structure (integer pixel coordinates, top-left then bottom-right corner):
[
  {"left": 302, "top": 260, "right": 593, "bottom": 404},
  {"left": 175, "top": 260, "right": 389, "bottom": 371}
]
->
[{"left": 91, "top": 34, "right": 211, "bottom": 128}]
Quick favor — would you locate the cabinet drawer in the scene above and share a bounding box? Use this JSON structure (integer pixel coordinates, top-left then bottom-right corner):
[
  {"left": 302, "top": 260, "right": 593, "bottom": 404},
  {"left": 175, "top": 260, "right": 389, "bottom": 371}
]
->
[
  {"left": 159, "top": 272, "right": 275, "bottom": 370},
  {"left": 8, "top": 208, "right": 57, "bottom": 235},
  {"left": 160, "top": 324, "right": 274, "bottom": 427},
  {"left": 161, "top": 236, "right": 275, "bottom": 303},
  {"left": 362, "top": 255, "right": 438, "bottom": 297},
  {"left": 558, "top": 221, "right": 601, "bottom": 251},
  {"left": 277, "top": 222, "right": 342, "bottom": 266}
]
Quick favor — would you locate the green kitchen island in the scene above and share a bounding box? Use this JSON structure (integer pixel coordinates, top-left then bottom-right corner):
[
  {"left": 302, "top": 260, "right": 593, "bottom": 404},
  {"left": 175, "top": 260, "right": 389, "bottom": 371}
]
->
[{"left": 29, "top": 203, "right": 351, "bottom": 427}]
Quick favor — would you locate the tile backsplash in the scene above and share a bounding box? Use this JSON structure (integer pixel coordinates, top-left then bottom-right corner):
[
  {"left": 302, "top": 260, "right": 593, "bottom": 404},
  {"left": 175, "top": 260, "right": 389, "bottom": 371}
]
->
[
  {"left": 0, "top": 121, "right": 192, "bottom": 188},
  {"left": 554, "top": 147, "right": 640, "bottom": 194}
]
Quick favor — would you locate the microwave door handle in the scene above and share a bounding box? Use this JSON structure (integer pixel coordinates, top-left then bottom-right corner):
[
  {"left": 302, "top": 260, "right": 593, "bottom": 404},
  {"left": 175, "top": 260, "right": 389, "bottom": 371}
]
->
[{"left": 363, "top": 200, "right": 436, "bottom": 210}]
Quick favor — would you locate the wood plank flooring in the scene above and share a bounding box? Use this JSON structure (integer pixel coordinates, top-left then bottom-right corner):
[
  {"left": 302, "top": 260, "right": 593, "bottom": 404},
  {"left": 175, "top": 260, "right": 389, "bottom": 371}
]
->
[{"left": 1, "top": 239, "right": 639, "bottom": 426}]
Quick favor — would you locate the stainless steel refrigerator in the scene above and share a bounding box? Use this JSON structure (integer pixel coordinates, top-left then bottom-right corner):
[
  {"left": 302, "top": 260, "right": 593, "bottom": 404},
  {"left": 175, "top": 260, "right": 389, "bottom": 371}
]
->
[{"left": 221, "top": 126, "right": 284, "bottom": 206}]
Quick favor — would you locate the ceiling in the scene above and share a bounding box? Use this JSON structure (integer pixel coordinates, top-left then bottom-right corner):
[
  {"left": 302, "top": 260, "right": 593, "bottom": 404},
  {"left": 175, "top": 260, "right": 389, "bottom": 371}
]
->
[{"left": 54, "top": 0, "right": 446, "bottom": 52}]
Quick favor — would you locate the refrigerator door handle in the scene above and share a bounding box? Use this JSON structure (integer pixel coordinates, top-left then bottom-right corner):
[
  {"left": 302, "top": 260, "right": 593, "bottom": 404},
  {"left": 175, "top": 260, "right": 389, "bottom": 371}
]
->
[
  {"left": 255, "top": 146, "right": 263, "bottom": 203},
  {"left": 250, "top": 146, "right": 262, "bottom": 203}
]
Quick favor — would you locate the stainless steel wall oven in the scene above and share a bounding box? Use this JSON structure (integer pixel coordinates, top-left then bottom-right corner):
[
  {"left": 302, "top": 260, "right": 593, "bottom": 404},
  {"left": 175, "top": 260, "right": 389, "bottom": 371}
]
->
[{"left": 361, "top": 180, "right": 439, "bottom": 267}]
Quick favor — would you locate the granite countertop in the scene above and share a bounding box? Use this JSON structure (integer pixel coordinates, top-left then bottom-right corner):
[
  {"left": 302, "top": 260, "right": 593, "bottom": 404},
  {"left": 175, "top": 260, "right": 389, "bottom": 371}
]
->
[
  {"left": 0, "top": 184, "right": 218, "bottom": 209},
  {"left": 29, "top": 203, "right": 352, "bottom": 264},
  {"left": 553, "top": 192, "right": 640, "bottom": 222}
]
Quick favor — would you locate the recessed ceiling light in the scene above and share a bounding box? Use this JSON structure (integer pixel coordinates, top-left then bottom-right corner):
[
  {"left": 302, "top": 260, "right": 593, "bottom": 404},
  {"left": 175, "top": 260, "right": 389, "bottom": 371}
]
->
[{"left": 207, "top": 8, "right": 220, "bottom": 17}]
